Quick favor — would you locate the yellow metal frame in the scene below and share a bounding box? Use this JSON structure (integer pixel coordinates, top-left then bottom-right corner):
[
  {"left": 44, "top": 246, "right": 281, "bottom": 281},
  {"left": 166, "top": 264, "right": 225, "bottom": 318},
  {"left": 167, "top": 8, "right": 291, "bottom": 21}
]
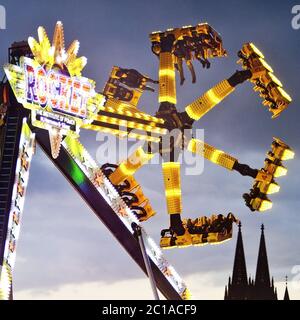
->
[
  {"left": 162, "top": 162, "right": 182, "bottom": 215},
  {"left": 185, "top": 80, "right": 235, "bottom": 121},
  {"left": 187, "top": 138, "right": 237, "bottom": 170},
  {"left": 159, "top": 52, "right": 177, "bottom": 104},
  {"left": 109, "top": 147, "right": 154, "bottom": 185}
]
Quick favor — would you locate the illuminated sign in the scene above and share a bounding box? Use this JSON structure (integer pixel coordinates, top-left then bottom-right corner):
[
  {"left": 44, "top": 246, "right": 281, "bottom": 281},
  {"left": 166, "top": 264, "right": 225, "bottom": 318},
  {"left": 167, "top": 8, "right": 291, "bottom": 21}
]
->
[
  {"left": 32, "top": 109, "right": 77, "bottom": 132},
  {"left": 4, "top": 21, "right": 105, "bottom": 158},
  {"left": 24, "top": 58, "right": 92, "bottom": 119},
  {"left": 4, "top": 57, "right": 101, "bottom": 126}
]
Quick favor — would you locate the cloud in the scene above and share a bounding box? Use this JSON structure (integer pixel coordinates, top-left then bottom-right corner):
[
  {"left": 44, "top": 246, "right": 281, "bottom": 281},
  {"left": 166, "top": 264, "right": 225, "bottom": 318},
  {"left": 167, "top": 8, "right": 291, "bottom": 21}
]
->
[
  {"left": 12, "top": 272, "right": 243, "bottom": 300},
  {"left": 1, "top": 0, "right": 299, "bottom": 301},
  {"left": 14, "top": 272, "right": 300, "bottom": 300}
]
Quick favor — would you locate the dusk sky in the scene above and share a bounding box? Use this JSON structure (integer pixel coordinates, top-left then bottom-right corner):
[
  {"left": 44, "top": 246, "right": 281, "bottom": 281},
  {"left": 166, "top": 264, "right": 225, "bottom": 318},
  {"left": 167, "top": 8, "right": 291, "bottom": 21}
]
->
[{"left": 1, "top": 0, "right": 300, "bottom": 299}]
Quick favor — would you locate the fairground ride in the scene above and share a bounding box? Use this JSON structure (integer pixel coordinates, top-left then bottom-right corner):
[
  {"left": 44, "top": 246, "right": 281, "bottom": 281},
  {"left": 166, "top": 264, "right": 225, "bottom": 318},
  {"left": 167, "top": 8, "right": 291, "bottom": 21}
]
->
[{"left": 0, "top": 21, "right": 295, "bottom": 300}]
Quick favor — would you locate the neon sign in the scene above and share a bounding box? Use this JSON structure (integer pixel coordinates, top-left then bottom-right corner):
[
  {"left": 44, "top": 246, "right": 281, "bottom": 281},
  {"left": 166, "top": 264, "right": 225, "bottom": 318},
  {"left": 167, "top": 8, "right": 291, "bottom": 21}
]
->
[
  {"left": 24, "top": 58, "right": 92, "bottom": 119},
  {"left": 4, "top": 56, "right": 104, "bottom": 132},
  {"left": 4, "top": 21, "right": 106, "bottom": 158}
]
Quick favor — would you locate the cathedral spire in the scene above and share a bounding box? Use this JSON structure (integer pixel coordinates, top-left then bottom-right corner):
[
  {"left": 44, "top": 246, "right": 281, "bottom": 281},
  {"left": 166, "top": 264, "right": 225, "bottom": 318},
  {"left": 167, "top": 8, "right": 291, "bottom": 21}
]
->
[
  {"left": 284, "top": 276, "right": 290, "bottom": 300},
  {"left": 225, "top": 224, "right": 278, "bottom": 300},
  {"left": 225, "top": 222, "right": 249, "bottom": 300},
  {"left": 224, "top": 285, "right": 228, "bottom": 300},
  {"left": 255, "top": 224, "right": 271, "bottom": 288},
  {"left": 232, "top": 222, "right": 248, "bottom": 286}
]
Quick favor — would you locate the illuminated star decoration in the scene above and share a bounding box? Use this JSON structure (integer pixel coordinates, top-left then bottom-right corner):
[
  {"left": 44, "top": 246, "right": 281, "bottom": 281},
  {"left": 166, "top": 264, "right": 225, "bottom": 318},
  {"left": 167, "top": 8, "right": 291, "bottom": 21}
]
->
[
  {"left": 12, "top": 212, "right": 19, "bottom": 225},
  {"left": 16, "top": 173, "right": 24, "bottom": 196},
  {"left": 162, "top": 267, "right": 172, "bottom": 277},
  {"left": 17, "top": 182, "right": 24, "bottom": 197},
  {"left": 28, "top": 21, "right": 87, "bottom": 76},
  {"left": 9, "top": 241, "right": 16, "bottom": 253},
  {"left": 118, "top": 207, "right": 128, "bottom": 218},
  {"left": 93, "top": 170, "right": 104, "bottom": 187},
  {"left": 14, "top": 198, "right": 21, "bottom": 211},
  {"left": 20, "top": 153, "right": 29, "bottom": 171}
]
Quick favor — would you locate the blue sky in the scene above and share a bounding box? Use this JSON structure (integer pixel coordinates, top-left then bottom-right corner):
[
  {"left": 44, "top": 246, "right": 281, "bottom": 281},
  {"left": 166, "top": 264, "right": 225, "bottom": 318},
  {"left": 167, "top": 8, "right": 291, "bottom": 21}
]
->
[{"left": 1, "top": 0, "right": 300, "bottom": 299}]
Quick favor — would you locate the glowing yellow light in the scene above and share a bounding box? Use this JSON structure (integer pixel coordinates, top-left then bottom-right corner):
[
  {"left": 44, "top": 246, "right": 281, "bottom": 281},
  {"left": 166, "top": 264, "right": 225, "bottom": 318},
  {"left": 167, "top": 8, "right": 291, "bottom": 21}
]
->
[
  {"left": 268, "top": 72, "right": 282, "bottom": 87},
  {"left": 28, "top": 22, "right": 87, "bottom": 76},
  {"left": 165, "top": 188, "right": 181, "bottom": 198},
  {"left": 159, "top": 69, "right": 176, "bottom": 78},
  {"left": 249, "top": 43, "right": 265, "bottom": 58},
  {"left": 128, "top": 121, "right": 135, "bottom": 128},
  {"left": 277, "top": 87, "right": 292, "bottom": 102},
  {"left": 185, "top": 108, "right": 198, "bottom": 121},
  {"left": 267, "top": 182, "right": 280, "bottom": 194},
  {"left": 257, "top": 181, "right": 278, "bottom": 194},
  {"left": 163, "top": 162, "right": 180, "bottom": 169},
  {"left": 118, "top": 162, "right": 135, "bottom": 176},
  {"left": 258, "top": 199, "right": 273, "bottom": 212},
  {"left": 211, "top": 149, "right": 224, "bottom": 164},
  {"left": 0, "top": 263, "right": 12, "bottom": 300},
  {"left": 67, "top": 56, "right": 87, "bottom": 77},
  {"left": 282, "top": 149, "right": 295, "bottom": 160},
  {"left": 127, "top": 131, "right": 160, "bottom": 143},
  {"left": 207, "top": 89, "right": 222, "bottom": 105},
  {"left": 274, "top": 166, "right": 288, "bottom": 177},
  {"left": 109, "top": 118, "right": 118, "bottom": 124},
  {"left": 125, "top": 110, "right": 133, "bottom": 116},
  {"left": 185, "top": 79, "right": 234, "bottom": 121},
  {"left": 159, "top": 96, "right": 177, "bottom": 104},
  {"left": 162, "top": 162, "right": 182, "bottom": 214},
  {"left": 132, "top": 147, "right": 154, "bottom": 164},
  {"left": 259, "top": 58, "right": 273, "bottom": 73}
]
